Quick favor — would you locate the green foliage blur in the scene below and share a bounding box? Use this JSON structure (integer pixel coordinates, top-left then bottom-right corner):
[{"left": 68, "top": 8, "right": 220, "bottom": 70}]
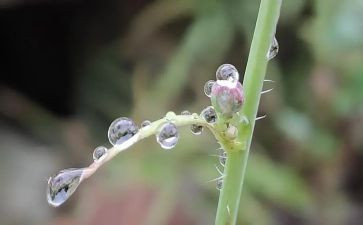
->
[{"left": 1, "top": 0, "right": 363, "bottom": 224}]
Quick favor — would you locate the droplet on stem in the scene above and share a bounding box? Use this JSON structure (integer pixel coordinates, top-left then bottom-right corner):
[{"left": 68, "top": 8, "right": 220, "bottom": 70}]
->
[
  {"left": 201, "top": 106, "right": 217, "bottom": 123},
  {"left": 156, "top": 122, "right": 179, "bottom": 150},
  {"left": 141, "top": 120, "right": 151, "bottom": 128},
  {"left": 190, "top": 124, "right": 203, "bottom": 135},
  {"left": 218, "top": 148, "right": 227, "bottom": 165},
  {"left": 93, "top": 146, "right": 108, "bottom": 162},
  {"left": 216, "top": 178, "right": 223, "bottom": 190},
  {"left": 181, "top": 110, "right": 191, "bottom": 116},
  {"left": 204, "top": 80, "right": 215, "bottom": 97},
  {"left": 267, "top": 36, "right": 279, "bottom": 60},
  {"left": 46, "top": 168, "right": 84, "bottom": 207},
  {"left": 216, "top": 64, "right": 239, "bottom": 83},
  {"left": 108, "top": 117, "right": 139, "bottom": 146}
]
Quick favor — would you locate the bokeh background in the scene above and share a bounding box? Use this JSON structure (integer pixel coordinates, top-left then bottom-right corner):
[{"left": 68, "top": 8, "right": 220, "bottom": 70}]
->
[{"left": 1, "top": 0, "right": 363, "bottom": 224}]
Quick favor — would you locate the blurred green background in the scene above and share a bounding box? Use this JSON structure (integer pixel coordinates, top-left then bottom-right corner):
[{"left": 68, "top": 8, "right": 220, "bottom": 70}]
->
[{"left": 1, "top": 0, "right": 363, "bottom": 224}]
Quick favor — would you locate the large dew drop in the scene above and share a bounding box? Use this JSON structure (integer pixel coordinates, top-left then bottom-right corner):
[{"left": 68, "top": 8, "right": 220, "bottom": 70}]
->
[
  {"left": 156, "top": 122, "right": 179, "bottom": 150},
  {"left": 216, "top": 64, "right": 239, "bottom": 83},
  {"left": 267, "top": 36, "right": 279, "bottom": 60},
  {"left": 204, "top": 80, "right": 215, "bottom": 97},
  {"left": 93, "top": 146, "right": 107, "bottom": 162},
  {"left": 47, "top": 168, "right": 84, "bottom": 207},
  {"left": 108, "top": 117, "right": 139, "bottom": 145}
]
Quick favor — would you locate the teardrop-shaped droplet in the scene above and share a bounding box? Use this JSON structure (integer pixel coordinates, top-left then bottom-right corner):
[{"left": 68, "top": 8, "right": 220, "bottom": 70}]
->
[
  {"left": 141, "top": 120, "right": 151, "bottom": 128},
  {"left": 216, "top": 178, "right": 223, "bottom": 191},
  {"left": 204, "top": 80, "right": 215, "bottom": 97},
  {"left": 201, "top": 106, "right": 217, "bottom": 123},
  {"left": 93, "top": 146, "right": 107, "bottom": 162},
  {"left": 190, "top": 124, "right": 203, "bottom": 135},
  {"left": 216, "top": 64, "right": 239, "bottom": 83},
  {"left": 108, "top": 117, "right": 139, "bottom": 145},
  {"left": 46, "top": 168, "right": 84, "bottom": 207},
  {"left": 267, "top": 36, "right": 279, "bottom": 60},
  {"left": 156, "top": 122, "right": 179, "bottom": 150},
  {"left": 181, "top": 110, "right": 191, "bottom": 116}
]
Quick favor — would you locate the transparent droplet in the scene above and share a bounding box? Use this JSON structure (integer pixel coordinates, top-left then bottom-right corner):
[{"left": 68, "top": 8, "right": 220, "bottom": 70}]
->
[
  {"left": 218, "top": 148, "right": 227, "bottom": 165},
  {"left": 216, "top": 64, "right": 239, "bottom": 83},
  {"left": 201, "top": 106, "right": 217, "bottom": 123},
  {"left": 204, "top": 80, "right": 215, "bottom": 97},
  {"left": 93, "top": 146, "right": 107, "bottom": 162},
  {"left": 190, "top": 124, "right": 203, "bottom": 135},
  {"left": 108, "top": 117, "right": 138, "bottom": 145},
  {"left": 46, "top": 168, "right": 84, "bottom": 207},
  {"left": 216, "top": 178, "right": 223, "bottom": 190},
  {"left": 141, "top": 120, "right": 151, "bottom": 128},
  {"left": 156, "top": 122, "right": 179, "bottom": 150},
  {"left": 267, "top": 36, "right": 279, "bottom": 60},
  {"left": 165, "top": 111, "right": 176, "bottom": 121},
  {"left": 181, "top": 110, "right": 191, "bottom": 116}
]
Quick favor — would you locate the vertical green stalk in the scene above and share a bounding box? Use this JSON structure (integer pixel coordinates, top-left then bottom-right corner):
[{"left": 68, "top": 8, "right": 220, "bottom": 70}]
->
[{"left": 214, "top": 1, "right": 282, "bottom": 225}]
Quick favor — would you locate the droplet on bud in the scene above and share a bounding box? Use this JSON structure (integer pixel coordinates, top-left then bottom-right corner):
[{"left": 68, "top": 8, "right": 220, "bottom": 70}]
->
[
  {"left": 267, "top": 36, "right": 279, "bottom": 60},
  {"left": 141, "top": 120, "right": 151, "bottom": 128},
  {"left": 211, "top": 80, "right": 244, "bottom": 118},
  {"left": 108, "top": 117, "right": 139, "bottom": 145},
  {"left": 190, "top": 124, "right": 203, "bottom": 135},
  {"left": 216, "top": 64, "right": 239, "bottom": 83},
  {"left": 93, "top": 146, "right": 107, "bottom": 162},
  {"left": 181, "top": 110, "right": 191, "bottom": 116},
  {"left": 201, "top": 106, "right": 217, "bottom": 123},
  {"left": 216, "top": 178, "right": 223, "bottom": 190},
  {"left": 204, "top": 80, "right": 215, "bottom": 97},
  {"left": 46, "top": 168, "right": 84, "bottom": 207},
  {"left": 156, "top": 122, "right": 179, "bottom": 150}
]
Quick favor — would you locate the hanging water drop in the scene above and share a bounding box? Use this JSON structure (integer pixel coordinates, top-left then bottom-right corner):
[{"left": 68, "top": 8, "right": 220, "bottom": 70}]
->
[
  {"left": 190, "top": 124, "right": 203, "bottom": 135},
  {"left": 201, "top": 106, "right": 217, "bottom": 123},
  {"left": 218, "top": 148, "right": 227, "bottom": 165},
  {"left": 267, "top": 36, "right": 279, "bottom": 60},
  {"left": 216, "top": 64, "right": 239, "bottom": 83},
  {"left": 181, "top": 110, "right": 191, "bottom": 116},
  {"left": 93, "top": 146, "right": 107, "bottom": 162},
  {"left": 216, "top": 178, "right": 223, "bottom": 191},
  {"left": 141, "top": 120, "right": 151, "bottom": 128},
  {"left": 46, "top": 168, "right": 84, "bottom": 207},
  {"left": 108, "top": 117, "right": 139, "bottom": 145},
  {"left": 204, "top": 80, "right": 215, "bottom": 97},
  {"left": 156, "top": 122, "right": 179, "bottom": 150}
]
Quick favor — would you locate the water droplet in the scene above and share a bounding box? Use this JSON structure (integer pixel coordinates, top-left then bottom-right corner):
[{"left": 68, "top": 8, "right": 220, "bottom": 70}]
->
[
  {"left": 181, "top": 110, "right": 191, "bottom": 116},
  {"left": 165, "top": 111, "right": 176, "bottom": 121},
  {"left": 108, "top": 117, "right": 138, "bottom": 145},
  {"left": 226, "top": 125, "right": 238, "bottom": 140},
  {"left": 93, "top": 146, "right": 107, "bottom": 162},
  {"left": 156, "top": 122, "right": 179, "bottom": 150},
  {"left": 141, "top": 120, "right": 151, "bottom": 127},
  {"left": 204, "top": 80, "right": 215, "bottom": 97},
  {"left": 190, "top": 124, "right": 203, "bottom": 135},
  {"left": 216, "top": 178, "right": 223, "bottom": 190},
  {"left": 218, "top": 148, "right": 227, "bottom": 165},
  {"left": 267, "top": 36, "right": 279, "bottom": 60},
  {"left": 216, "top": 64, "right": 239, "bottom": 83},
  {"left": 201, "top": 106, "right": 217, "bottom": 123},
  {"left": 46, "top": 168, "right": 84, "bottom": 207}
]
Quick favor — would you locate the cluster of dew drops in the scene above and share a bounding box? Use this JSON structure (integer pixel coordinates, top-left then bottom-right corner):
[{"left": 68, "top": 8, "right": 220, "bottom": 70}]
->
[{"left": 46, "top": 37, "right": 279, "bottom": 207}]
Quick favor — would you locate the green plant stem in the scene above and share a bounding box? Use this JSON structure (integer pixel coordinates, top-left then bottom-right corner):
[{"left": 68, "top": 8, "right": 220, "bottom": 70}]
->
[{"left": 214, "top": 1, "right": 282, "bottom": 225}]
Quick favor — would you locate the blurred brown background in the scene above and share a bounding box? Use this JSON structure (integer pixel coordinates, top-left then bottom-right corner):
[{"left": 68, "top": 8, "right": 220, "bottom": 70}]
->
[{"left": 1, "top": 0, "right": 363, "bottom": 224}]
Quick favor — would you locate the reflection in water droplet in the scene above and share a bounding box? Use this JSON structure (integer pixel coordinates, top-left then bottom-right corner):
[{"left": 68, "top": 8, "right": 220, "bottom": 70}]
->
[
  {"left": 216, "top": 64, "right": 239, "bottom": 83},
  {"left": 190, "top": 124, "right": 203, "bottom": 135},
  {"left": 201, "top": 106, "right": 217, "bottom": 123},
  {"left": 267, "top": 36, "right": 279, "bottom": 60},
  {"left": 93, "top": 146, "right": 107, "bottom": 162},
  {"left": 47, "top": 168, "right": 84, "bottom": 207},
  {"left": 181, "top": 110, "right": 191, "bottom": 116},
  {"left": 156, "top": 123, "right": 179, "bottom": 150},
  {"left": 218, "top": 148, "right": 227, "bottom": 165},
  {"left": 216, "top": 178, "right": 223, "bottom": 190},
  {"left": 204, "top": 80, "right": 215, "bottom": 97},
  {"left": 141, "top": 120, "right": 151, "bottom": 128},
  {"left": 108, "top": 117, "right": 139, "bottom": 145}
]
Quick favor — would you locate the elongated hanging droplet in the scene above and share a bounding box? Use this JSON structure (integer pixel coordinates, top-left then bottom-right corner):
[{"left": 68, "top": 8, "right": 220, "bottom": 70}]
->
[
  {"left": 141, "top": 120, "right": 151, "bottom": 128},
  {"left": 108, "top": 117, "right": 138, "bottom": 145},
  {"left": 156, "top": 122, "right": 179, "bottom": 150},
  {"left": 216, "top": 178, "right": 223, "bottom": 190},
  {"left": 181, "top": 110, "right": 191, "bottom": 116},
  {"left": 216, "top": 64, "right": 239, "bottom": 83},
  {"left": 93, "top": 146, "right": 107, "bottom": 162},
  {"left": 201, "top": 106, "right": 217, "bottom": 123},
  {"left": 204, "top": 80, "right": 215, "bottom": 97},
  {"left": 267, "top": 36, "right": 279, "bottom": 60},
  {"left": 190, "top": 124, "right": 203, "bottom": 135},
  {"left": 47, "top": 168, "right": 84, "bottom": 207}
]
